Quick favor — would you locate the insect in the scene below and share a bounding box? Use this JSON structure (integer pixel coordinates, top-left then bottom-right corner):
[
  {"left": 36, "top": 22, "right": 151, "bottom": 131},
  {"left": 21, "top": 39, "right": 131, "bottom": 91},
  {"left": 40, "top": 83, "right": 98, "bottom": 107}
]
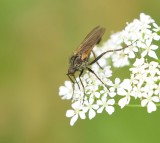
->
[
  {"left": 66, "top": 26, "right": 106, "bottom": 94},
  {"left": 66, "top": 26, "right": 134, "bottom": 96}
]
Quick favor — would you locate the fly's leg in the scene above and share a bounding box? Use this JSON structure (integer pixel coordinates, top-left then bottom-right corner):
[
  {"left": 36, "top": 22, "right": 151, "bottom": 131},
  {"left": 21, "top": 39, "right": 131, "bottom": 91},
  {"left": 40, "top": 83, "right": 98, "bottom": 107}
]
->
[
  {"left": 79, "top": 70, "right": 85, "bottom": 96},
  {"left": 87, "top": 67, "right": 108, "bottom": 90},
  {"left": 91, "top": 50, "right": 103, "bottom": 69}
]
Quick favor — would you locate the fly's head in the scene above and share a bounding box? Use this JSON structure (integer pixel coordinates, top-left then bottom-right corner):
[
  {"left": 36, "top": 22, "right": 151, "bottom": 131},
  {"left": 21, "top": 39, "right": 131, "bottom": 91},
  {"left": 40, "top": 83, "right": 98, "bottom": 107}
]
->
[{"left": 67, "top": 55, "right": 84, "bottom": 76}]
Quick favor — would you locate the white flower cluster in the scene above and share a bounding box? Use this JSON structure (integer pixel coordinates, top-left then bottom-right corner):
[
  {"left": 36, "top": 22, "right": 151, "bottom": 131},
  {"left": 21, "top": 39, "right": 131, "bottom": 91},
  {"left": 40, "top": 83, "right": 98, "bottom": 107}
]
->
[{"left": 59, "top": 13, "right": 160, "bottom": 126}]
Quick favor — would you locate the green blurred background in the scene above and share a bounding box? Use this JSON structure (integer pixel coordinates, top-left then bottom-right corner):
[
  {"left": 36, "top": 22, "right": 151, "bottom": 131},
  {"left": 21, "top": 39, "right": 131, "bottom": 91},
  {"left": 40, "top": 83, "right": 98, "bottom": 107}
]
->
[{"left": 0, "top": 0, "right": 160, "bottom": 143}]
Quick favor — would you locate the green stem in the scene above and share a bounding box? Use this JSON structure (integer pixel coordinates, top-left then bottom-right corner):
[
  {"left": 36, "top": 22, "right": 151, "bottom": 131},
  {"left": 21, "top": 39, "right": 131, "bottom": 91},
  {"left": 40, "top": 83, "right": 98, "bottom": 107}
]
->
[
  {"left": 115, "top": 103, "right": 160, "bottom": 107},
  {"left": 125, "top": 104, "right": 143, "bottom": 107},
  {"left": 155, "top": 59, "right": 160, "bottom": 63}
]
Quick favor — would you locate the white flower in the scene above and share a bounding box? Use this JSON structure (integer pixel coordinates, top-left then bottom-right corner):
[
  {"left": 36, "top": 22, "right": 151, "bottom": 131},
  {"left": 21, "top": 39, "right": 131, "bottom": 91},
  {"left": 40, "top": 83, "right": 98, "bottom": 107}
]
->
[
  {"left": 86, "top": 86, "right": 100, "bottom": 98},
  {"left": 100, "top": 86, "right": 116, "bottom": 98},
  {"left": 154, "top": 83, "right": 160, "bottom": 98},
  {"left": 85, "top": 80, "right": 100, "bottom": 98},
  {"left": 123, "top": 20, "right": 142, "bottom": 41},
  {"left": 145, "top": 75, "right": 158, "bottom": 91},
  {"left": 124, "top": 42, "right": 138, "bottom": 58},
  {"left": 141, "top": 94, "right": 159, "bottom": 113},
  {"left": 144, "top": 29, "right": 160, "bottom": 41},
  {"left": 130, "top": 58, "right": 145, "bottom": 74},
  {"left": 97, "top": 95, "right": 115, "bottom": 115},
  {"left": 133, "top": 57, "right": 145, "bottom": 66},
  {"left": 109, "top": 78, "right": 121, "bottom": 92},
  {"left": 153, "top": 23, "right": 160, "bottom": 32},
  {"left": 112, "top": 51, "right": 130, "bottom": 67},
  {"left": 83, "top": 97, "right": 99, "bottom": 119},
  {"left": 103, "top": 32, "right": 123, "bottom": 50},
  {"left": 147, "top": 61, "right": 159, "bottom": 76},
  {"left": 84, "top": 73, "right": 101, "bottom": 98},
  {"left": 59, "top": 81, "right": 73, "bottom": 100},
  {"left": 130, "top": 58, "right": 148, "bottom": 87},
  {"left": 102, "top": 66, "right": 113, "bottom": 78},
  {"left": 139, "top": 13, "right": 154, "bottom": 29},
  {"left": 66, "top": 101, "right": 87, "bottom": 126},
  {"left": 140, "top": 39, "right": 158, "bottom": 59},
  {"left": 99, "top": 85, "right": 111, "bottom": 97},
  {"left": 118, "top": 79, "right": 132, "bottom": 108},
  {"left": 131, "top": 84, "right": 143, "bottom": 99},
  {"left": 73, "top": 91, "right": 86, "bottom": 103},
  {"left": 92, "top": 64, "right": 112, "bottom": 80}
]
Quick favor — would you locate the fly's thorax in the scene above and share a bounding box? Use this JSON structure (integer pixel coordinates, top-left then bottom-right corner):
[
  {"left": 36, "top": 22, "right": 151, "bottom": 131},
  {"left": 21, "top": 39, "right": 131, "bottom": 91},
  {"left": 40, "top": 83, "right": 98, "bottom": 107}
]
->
[
  {"left": 78, "top": 60, "right": 88, "bottom": 70},
  {"left": 68, "top": 55, "right": 88, "bottom": 75}
]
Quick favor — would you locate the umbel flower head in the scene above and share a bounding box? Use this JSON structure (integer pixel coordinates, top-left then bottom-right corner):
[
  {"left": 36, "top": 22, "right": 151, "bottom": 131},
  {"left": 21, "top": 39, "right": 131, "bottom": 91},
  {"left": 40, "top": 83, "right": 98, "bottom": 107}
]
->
[{"left": 59, "top": 13, "right": 160, "bottom": 126}]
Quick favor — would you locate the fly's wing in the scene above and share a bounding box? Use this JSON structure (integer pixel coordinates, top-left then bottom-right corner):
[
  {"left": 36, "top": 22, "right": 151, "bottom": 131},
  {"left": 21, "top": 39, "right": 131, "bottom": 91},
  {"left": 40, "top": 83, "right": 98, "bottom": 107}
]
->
[{"left": 73, "top": 26, "right": 105, "bottom": 60}]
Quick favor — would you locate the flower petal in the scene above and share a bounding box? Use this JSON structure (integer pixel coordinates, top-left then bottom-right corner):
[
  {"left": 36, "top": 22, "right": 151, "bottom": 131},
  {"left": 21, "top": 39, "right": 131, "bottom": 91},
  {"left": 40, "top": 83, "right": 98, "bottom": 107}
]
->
[
  {"left": 147, "top": 101, "right": 157, "bottom": 113},
  {"left": 79, "top": 111, "right": 86, "bottom": 119},
  {"left": 97, "top": 106, "right": 104, "bottom": 113},
  {"left": 105, "top": 106, "right": 115, "bottom": 115},
  {"left": 97, "top": 100, "right": 103, "bottom": 105},
  {"left": 109, "top": 92, "right": 116, "bottom": 97},
  {"left": 92, "top": 104, "right": 99, "bottom": 110},
  {"left": 150, "top": 45, "right": 158, "bottom": 50},
  {"left": 59, "top": 86, "right": 68, "bottom": 95},
  {"left": 118, "top": 97, "right": 128, "bottom": 108},
  {"left": 115, "top": 78, "right": 120, "bottom": 84},
  {"left": 117, "top": 88, "right": 127, "bottom": 96},
  {"left": 102, "top": 95, "right": 107, "bottom": 102},
  {"left": 148, "top": 51, "right": 158, "bottom": 59},
  {"left": 66, "top": 110, "right": 74, "bottom": 117},
  {"left": 129, "top": 51, "right": 135, "bottom": 58},
  {"left": 72, "top": 101, "right": 81, "bottom": 109},
  {"left": 95, "top": 92, "right": 100, "bottom": 98},
  {"left": 70, "top": 115, "right": 78, "bottom": 126},
  {"left": 89, "top": 109, "right": 96, "bottom": 119},
  {"left": 146, "top": 39, "right": 152, "bottom": 47},
  {"left": 107, "top": 99, "right": 115, "bottom": 105},
  {"left": 151, "top": 96, "right": 159, "bottom": 102},
  {"left": 65, "top": 81, "right": 72, "bottom": 89},
  {"left": 89, "top": 97, "right": 94, "bottom": 104},
  {"left": 82, "top": 107, "right": 88, "bottom": 113},
  {"left": 141, "top": 50, "right": 147, "bottom": 57},
  {"left": 141, "top": 99, "right": 148, "bottom": 107}
]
